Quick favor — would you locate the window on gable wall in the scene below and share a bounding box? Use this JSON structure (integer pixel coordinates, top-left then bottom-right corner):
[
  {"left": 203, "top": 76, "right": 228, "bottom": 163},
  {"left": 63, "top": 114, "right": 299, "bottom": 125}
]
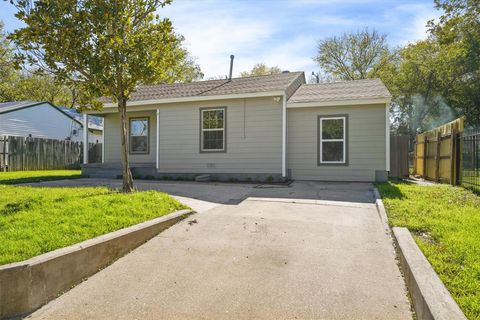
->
[{"left": 318, "top": 116, "right": 347, "bottom": 164}]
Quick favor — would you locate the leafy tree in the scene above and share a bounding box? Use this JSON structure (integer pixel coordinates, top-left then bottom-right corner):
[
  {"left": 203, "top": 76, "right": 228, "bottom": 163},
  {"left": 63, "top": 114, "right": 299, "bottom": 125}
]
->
[
  {"left": 382, "top": 0, "right": 480, "bottom": 139},
  {"left": 240, "top": 63, "right": 282, "bottom": 77},
  {"left": 0, "top": 21, "right": 81, "bottom": 105},
  {"left": 167, "top": 35, "right": 203, "bottom": 82},
  {"left": 11, "top": 0, "right": 201, "bottom": 192},
  {"left": 1, "top": 69, "right": 76, "bottom": 106},
  {"left": 379, "top": 40, "right": 467, "bottom": 140},
  {"left": 0, "top": 21, "right": 20, "bottom": 102},
  {"left": 314, "top": 28, "right": 393, "bottom": 80},
  {"left": 428, "top": 0, "right": 480, "bottom": 126}
]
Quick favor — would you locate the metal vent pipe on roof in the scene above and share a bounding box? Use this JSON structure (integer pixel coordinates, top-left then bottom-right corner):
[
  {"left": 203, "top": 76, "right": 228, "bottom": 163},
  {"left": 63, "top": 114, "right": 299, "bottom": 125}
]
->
[{"left": 229, "top": 55, "right": 234, "bottom": 80}]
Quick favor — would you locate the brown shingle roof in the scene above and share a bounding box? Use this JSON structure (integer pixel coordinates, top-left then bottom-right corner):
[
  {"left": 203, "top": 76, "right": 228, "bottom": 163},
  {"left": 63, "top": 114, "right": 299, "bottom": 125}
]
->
[
  {"left": 101, "top": 72, "right": 305, "bottom": 103},
  {"left": 288, "top": 78, "right": 391, "bottom": 104}
]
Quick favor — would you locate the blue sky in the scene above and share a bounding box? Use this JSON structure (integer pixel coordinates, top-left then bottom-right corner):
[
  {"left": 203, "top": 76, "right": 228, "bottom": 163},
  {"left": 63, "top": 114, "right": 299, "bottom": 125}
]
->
[{"left": 0, "top": 0, "right": 440, "bottom": 78}]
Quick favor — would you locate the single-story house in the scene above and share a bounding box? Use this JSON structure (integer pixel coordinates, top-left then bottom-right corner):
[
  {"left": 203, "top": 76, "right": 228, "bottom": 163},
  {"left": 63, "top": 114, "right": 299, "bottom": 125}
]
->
[
  {"left": 82, "top": 72, "right": 391, "bottom": 182},
  {"left": 0, "top": 101, "right": 103, "bottom": 143}
]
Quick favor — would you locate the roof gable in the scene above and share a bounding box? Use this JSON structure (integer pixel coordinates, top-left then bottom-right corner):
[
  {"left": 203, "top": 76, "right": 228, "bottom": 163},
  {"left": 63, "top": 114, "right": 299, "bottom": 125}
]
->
[
  {"left": 0, "top": 101, "right": 102, "bottom": 131},
  {"left": 0, "top": 100, "right": 44, "bottom": 113}
]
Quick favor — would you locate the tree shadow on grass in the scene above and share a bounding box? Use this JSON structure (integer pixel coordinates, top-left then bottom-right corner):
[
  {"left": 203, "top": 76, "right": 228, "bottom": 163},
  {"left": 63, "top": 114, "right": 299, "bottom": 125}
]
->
[
  {"left": 0, "top": 198, "right": 43, "bottom": 216},
  {"left": 0, "top": 174, "right": 83, "bottom": 185}
]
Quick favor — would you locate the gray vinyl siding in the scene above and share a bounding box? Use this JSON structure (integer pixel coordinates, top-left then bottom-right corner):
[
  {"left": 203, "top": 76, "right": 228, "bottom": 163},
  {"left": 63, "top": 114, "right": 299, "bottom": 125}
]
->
[
  {"left": 103, "top": 110, "right": 156, "bottom": 164},
  {"left": 0, "top": 103, "right": 80, "bottom": 141},
  {"left": 102, "top": 97, "right": 283, "bottom": 174},
  {"left": 287, "top": 104, "right": 386, "bottom": 181},
  {"left": 158, "top": 97, "right": 282, "bottom": 174}
]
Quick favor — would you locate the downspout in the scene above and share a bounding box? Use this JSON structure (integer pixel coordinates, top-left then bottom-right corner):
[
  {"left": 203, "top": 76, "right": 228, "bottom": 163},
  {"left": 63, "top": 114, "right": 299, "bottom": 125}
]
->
[
  {"left": 386, "top": 102, "right": 390, "bottom": 172},
  {"left": 102, "top": 117, "right": 105, "bottom": 163},
  {"left": 282, "top": 94, "right": 287, "bottom": 178},
  {"left": 83, "top": 113, "right": 88, "bottom": 164},
  {"left": 156, "top": 108, "right": 160, "bottom": 170}
]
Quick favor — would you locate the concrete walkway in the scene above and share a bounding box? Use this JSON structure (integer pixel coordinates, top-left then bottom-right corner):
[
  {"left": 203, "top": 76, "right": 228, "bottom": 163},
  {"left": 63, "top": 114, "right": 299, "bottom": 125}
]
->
[{"left": 27, "top": 180, "right": 412, "bottom": 319}]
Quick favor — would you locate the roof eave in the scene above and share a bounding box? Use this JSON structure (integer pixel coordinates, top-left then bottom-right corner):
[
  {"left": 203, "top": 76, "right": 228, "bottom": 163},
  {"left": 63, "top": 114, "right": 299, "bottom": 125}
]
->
[
  {"left": 287, "top": 97, "right": 391, "bottom": 108},
  {"left": 98, "top": 90, "right": 286, "bottom": 110},
  {"left": 0, "top": 101, "right": 48, "bottom": 115}
]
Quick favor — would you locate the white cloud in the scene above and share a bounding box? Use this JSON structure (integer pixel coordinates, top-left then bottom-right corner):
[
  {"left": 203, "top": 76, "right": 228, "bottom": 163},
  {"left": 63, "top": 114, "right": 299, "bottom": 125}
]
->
[
  {"left": 246, "top": 35, "right": 318, "bottom": 74},
  {"left": 288, "top": 0, "right": 380, "bottom": 6},
  {"left": 309, "top": 14, "right": 358, "bottom": 26},
  {"left": 383, "top": 3, "right": 441, "bottom": 45},
  {"left": 161, "top": 1, "right": 280, "bottom": 77},
  {"left": 159, "top": 0, "right": 442, "bottom": 79},
  {"left": 0, "top": 0, "right": 443, "bottom": 81}
]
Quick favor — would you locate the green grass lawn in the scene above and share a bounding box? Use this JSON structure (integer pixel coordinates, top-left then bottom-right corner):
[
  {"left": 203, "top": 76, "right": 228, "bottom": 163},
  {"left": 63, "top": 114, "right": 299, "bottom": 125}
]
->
[
  {"left": 0, "top": 172, "right": 188, "bottom": 265},
  {"left": 0, "top": 170, "right": 83, "bottom": 185},
  {"left": 376, "top": 181, "right": 480, "bottom": 319}
]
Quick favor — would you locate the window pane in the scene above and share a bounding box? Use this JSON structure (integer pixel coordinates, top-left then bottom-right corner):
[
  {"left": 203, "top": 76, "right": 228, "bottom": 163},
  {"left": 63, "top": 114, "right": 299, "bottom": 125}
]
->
[
  {"left": 203, "top": 130, "right": 224, "bottom": 150},
  {"left": 131, "top": 136, "right": 148, "bottom": 152},
  {"left": 131, "top": 119, "right": 148, "bottom": 136},
  {"left": 215, "top": 110, "right": 224, "bottom": 128},
  {"left": 216, "top": 113, "right": 224, "bottom": 128},
  {"left": 322, "top": 119, "right": 343, "bottom": 139},
  {"left": 203, "top": 111, "right": 211, "bottom": 129},
  {"left": 322, "top": 141, "right": 343, "bottom": 162},
  {"left": 203, "top": 110, "right": 224, "bottom": 129}
]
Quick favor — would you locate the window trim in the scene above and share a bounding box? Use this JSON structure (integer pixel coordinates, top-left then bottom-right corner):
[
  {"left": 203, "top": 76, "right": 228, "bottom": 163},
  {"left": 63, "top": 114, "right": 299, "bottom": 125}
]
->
[
  {"left": 129, "top": 117, "right": 150, "bottom": 155},
  {"left": 199, "top": 107, "right": 227, "bottom": 153},
  {"left": 317, "top": 114, "right": 348, "bottom": 166}
]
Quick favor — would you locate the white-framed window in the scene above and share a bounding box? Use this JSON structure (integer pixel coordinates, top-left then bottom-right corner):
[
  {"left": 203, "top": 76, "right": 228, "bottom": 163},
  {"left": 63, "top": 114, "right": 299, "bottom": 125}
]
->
[
  {"left": 318, "top": 116, "right": 347, "bottom": 164},
  {"left": 200, "top": 107, "right": 226, "bottom": 152},
  {"left": 129, "top": 117, "right": 149, "bottom": 154}
]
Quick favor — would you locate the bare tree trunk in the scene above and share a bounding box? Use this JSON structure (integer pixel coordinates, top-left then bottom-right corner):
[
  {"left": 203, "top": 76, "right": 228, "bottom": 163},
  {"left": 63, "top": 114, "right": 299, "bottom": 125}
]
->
[{"left": 118, "top": 98, "right": 134, "bottom": 192}]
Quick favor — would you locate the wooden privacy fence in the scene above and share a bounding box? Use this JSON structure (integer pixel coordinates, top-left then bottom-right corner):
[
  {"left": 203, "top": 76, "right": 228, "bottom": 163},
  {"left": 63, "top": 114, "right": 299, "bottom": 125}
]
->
[
  {"left": 390, "top": 135, "right": 409, "bottom": 179},
  {"left": 413, "top": 118, "right": 464, "bottom": 184},
  {"left": 0, "top": 136, "right": 102, "bottom": 171}
]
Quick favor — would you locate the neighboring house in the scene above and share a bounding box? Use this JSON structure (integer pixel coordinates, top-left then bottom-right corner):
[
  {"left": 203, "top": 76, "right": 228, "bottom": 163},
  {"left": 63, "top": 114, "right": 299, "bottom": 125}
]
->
[
  {"left": 82, "top": 72, "right": 391, "bottom": 182},
  {"left": 0, "top": 101, "right": 103, "bottom": 143}
]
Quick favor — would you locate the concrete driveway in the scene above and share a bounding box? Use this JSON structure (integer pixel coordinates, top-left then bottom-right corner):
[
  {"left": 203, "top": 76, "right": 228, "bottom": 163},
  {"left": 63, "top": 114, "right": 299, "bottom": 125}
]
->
[
  {"left": 24, "top": 178, "right": 376, "bottom": 212},
  {"left": 27, "top": 180, "right": 411, "bottom": 319}
]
